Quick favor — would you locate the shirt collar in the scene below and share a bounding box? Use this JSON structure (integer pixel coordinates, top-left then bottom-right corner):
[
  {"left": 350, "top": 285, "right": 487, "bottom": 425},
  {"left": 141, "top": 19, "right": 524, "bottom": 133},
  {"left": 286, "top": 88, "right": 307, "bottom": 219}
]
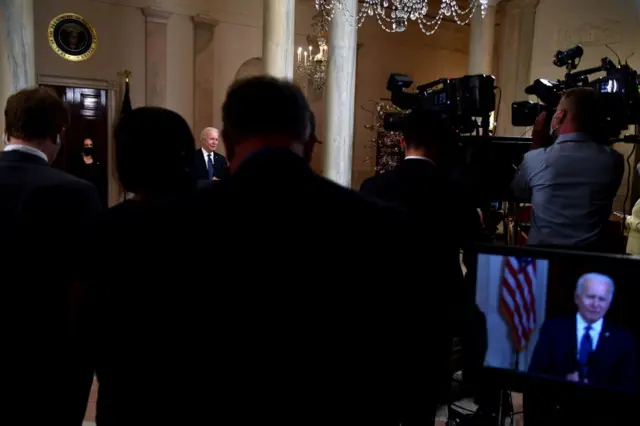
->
[
  {"left": 577, "top": 312, "right": 603, "bottom": 334},
  {"left": 404, "top": 156, "right": 436, "bottom": 166},
  {"left": 555, "top": 132, "right": 593, "bottom": 144},
  {"left": 4, "top": 144, "right": 48, "bottom": 162}
]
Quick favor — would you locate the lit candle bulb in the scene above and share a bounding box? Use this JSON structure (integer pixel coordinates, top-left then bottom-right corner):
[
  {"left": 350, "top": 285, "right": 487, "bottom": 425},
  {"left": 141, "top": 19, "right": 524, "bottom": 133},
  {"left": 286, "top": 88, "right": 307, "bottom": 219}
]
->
[
  {"left": 303, "top": 50, "right": 307, "bottom": 65},
  {"left": 297, "top": 47, "right": 302, "bottom": 62}
]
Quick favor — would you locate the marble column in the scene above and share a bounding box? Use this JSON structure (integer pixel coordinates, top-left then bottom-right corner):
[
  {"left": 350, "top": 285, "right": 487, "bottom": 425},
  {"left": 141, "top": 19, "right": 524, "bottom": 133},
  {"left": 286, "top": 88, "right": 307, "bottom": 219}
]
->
[
  {"left": 323, "top": 0, "right": 357, "bottom": 187},
  {"left": 262, "top": 0, "right": 295, "bottom": 79},
  {"left": 142, "top": 7, "right": 172, "bottom": 107},
  {"left": 193, "top": 14, "right": 218, "bottom": 136},
  {"left": 0, "top": 0, "right": 35, "bottom": 133},
  {"left": 495, "top": 0, "right": 540, "bottom": 137},
  {"left": 468, "top": 0, "right": 499, "bottom": 75}
]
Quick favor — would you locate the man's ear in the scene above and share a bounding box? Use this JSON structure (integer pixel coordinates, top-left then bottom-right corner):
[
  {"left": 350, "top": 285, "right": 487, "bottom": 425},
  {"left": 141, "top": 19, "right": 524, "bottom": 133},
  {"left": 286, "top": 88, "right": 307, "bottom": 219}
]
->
[
  {"left": 58, "top": 127, "right": 67, "bottom": 145},
  {"left": 400, "top": 136, "right": 407, "bottom": 151}
]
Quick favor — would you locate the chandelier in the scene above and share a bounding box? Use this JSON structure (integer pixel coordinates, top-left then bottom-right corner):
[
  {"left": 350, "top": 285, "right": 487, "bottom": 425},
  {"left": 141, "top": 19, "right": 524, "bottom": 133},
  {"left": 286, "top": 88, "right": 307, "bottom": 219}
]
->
[
  {"left": 295, "top": 12, "right": 329, "bottom": 92},
  {"left": 315, "top": 0, "right": 489, "bottom": 35}
]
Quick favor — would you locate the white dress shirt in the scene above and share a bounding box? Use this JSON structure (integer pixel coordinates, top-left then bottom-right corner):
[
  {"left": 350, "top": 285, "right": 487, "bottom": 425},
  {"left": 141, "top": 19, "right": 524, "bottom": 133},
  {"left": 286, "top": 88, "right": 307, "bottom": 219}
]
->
[
  {"left": 576, "top": 313, "right": 604, "bottom": 354},
  {"left": 4, "top": 144, "right": 48, "bottom": 162},
  {"left": 201, "top": 148, "right": 215, "bottom": 164}
]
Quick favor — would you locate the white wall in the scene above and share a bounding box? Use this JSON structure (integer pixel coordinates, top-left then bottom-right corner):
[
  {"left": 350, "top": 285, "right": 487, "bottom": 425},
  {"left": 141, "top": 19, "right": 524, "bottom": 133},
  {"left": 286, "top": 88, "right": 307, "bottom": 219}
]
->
[{"left": 475, "top": 253, "right": 549, "bottom": 372}]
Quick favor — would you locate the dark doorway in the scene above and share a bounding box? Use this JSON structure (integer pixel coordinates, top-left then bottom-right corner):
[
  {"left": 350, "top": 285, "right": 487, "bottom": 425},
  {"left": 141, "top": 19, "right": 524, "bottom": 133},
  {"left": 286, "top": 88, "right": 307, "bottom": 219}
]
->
[{"left": 41, "top": 85, "right": 109, "bottom": 207}]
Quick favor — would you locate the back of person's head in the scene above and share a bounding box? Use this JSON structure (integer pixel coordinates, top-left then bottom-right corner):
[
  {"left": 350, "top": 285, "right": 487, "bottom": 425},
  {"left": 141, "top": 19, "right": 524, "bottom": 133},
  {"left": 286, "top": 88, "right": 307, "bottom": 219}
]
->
[
  {"left": 553, "top": 87, "right": 605, "bottom": 136},
  {"left": 402, "top": 109, "right": 455, "bottom": 152},
  {"left": 4, "top": 87, "right": 69, "bottom": 160},
  {"left": 115, "top": 107, "right": 195, "bottom": 197},
  {"left": 221, "top": 76, "right": 310, "bottom": 163}
]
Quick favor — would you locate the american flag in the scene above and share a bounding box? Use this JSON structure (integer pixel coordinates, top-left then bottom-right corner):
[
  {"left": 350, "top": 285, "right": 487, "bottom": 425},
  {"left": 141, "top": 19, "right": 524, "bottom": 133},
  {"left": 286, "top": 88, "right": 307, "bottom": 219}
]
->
[{"left": 500, "top": 256, "right": 537, "bottom": 352}]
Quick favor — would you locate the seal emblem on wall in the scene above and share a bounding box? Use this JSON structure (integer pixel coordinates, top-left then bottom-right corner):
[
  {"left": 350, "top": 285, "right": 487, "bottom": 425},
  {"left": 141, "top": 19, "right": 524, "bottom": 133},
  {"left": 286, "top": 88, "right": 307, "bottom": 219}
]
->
[{"left": 48, "top": 13, "right": 97, "bottom": 61}]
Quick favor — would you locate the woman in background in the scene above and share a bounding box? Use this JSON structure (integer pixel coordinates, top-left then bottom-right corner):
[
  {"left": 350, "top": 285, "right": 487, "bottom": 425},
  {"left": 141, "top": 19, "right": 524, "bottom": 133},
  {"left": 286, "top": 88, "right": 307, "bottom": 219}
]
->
[{"left": 69, "top": 138, "right": 107, "bottom": 206}]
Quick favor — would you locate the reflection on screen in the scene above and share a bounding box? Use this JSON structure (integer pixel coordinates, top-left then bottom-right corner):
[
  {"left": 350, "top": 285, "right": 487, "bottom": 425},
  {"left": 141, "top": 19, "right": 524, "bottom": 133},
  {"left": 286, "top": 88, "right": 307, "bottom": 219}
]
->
[{"left": 475, "top": 251, "right": 639, "bottom": 394}]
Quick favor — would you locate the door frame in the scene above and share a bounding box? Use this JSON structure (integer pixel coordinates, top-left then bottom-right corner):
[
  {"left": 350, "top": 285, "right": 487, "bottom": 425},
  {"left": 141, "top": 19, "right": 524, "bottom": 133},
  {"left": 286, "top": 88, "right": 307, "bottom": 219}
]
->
[{"left": 37, "top": 74, "right": 119, "bottom": 207}]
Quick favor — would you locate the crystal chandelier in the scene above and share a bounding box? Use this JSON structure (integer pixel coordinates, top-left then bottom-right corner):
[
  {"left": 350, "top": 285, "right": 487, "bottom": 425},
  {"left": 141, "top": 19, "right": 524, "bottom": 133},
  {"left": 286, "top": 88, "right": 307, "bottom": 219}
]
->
[
  {"left": 295, "top": 13, "right": 329, "bottom": 92},
  {"left": 315, "top": 0, "right": 489, "bottom": 35}
]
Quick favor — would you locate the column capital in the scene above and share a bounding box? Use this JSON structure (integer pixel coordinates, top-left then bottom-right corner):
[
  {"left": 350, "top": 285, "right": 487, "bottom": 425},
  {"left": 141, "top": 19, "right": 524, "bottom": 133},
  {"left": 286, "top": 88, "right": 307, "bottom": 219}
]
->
[
  {"left": 192, "top": 14, "right": 219, "bottom": 28},
  {"left": 142, "top": 7, "right": 172, "bottom": 24}
]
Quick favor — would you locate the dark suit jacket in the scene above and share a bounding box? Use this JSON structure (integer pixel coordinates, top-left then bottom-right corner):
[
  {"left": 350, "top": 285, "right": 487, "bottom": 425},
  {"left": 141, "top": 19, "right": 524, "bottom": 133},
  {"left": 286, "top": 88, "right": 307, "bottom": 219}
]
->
[
  {"left": 0, "top": 149, "right": 102, "bottom": 425},
  {"left": 359, "top": 159, "right": 483, "bottom": 340},
  {"left": 193, "top": 148, "right": 228, "bottom": 180},
  {"left": 360, "top": 158, "right": 482, "bottom": 249},
  {"left": 528, "top": 316, "right": 638, "bottom": 392},
  {"left": 95, "top": 148, "right": 455, "bottom": 425}
]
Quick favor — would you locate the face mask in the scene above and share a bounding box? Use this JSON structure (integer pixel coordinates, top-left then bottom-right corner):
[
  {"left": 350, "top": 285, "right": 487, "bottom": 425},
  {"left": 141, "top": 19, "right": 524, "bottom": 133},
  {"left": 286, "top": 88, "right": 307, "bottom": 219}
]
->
[{"left": 83, "top": 147, "right": 93, "bottom": 155}]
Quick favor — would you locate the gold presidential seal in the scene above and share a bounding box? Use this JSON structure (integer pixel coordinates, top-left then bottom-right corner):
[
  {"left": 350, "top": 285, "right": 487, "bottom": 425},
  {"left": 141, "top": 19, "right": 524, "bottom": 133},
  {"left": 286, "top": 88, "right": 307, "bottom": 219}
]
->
[{"left": 48, "top": 13, "right": 97, "bottom": 61}]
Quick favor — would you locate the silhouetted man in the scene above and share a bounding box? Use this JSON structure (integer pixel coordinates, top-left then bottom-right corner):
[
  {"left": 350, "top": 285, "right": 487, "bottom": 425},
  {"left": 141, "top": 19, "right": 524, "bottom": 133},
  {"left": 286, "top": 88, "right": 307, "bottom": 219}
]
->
[
  {"left": 0, "top": 87, "right": 102, "bottom": 425},
  {"left": 199, "top": 76, "right": 455, "bottom": 426}
]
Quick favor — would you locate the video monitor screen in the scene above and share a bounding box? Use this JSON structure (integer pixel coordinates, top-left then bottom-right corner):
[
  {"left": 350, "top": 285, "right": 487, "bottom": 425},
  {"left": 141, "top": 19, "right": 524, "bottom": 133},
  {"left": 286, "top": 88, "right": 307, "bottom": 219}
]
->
[{"left": 475, "top": 246, "right": 640, "bottom": 395}]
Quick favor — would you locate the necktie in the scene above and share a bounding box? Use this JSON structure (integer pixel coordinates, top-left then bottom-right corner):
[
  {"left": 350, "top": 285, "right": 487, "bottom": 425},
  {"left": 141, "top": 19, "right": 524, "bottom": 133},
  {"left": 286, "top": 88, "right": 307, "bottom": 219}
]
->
[
  {"left": 207, "top": 153, "right": 214, "bottom": 180},
  {"left": 579, "top": 325, "right": 593, "bottom": 368}
]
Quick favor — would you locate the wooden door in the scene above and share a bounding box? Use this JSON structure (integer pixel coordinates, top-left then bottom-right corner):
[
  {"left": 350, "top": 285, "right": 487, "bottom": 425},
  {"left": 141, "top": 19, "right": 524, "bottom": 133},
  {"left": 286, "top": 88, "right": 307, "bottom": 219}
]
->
[{"left": 41, "top": 85, "right": 109, "bottom": 206}]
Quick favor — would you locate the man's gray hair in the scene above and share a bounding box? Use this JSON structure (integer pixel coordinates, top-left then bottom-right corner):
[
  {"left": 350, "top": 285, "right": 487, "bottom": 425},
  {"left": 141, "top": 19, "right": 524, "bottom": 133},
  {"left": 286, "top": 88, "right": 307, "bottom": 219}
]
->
[
  {"left": 576, "top": 272, "right": 615, "bottom": 300},
  {"left": 200, "top": 127, "right": 218, "bottom": 140}
]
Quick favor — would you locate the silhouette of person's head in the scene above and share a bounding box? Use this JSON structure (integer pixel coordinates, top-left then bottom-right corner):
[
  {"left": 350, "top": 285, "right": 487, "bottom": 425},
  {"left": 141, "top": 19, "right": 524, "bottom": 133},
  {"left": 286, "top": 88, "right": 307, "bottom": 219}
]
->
[
  {"left": 221, "top": 76, "right": 310, "bottom": 168},
  {"left": 115, "top": 107, "right": 195, "bottom": 199}
]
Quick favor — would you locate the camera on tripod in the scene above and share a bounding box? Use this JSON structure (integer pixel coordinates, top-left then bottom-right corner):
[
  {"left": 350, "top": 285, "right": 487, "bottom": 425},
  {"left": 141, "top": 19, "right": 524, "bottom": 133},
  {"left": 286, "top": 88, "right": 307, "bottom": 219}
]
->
[
  {"left": 383, "top": 73, "right": 497, "bottom": 134},
  {"left": 512, "top": 45, "right": 640, "bottom": 136}
]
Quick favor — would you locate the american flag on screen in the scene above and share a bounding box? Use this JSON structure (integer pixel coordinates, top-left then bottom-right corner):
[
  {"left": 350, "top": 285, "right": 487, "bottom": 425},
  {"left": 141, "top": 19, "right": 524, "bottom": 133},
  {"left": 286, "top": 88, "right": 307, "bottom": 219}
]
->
[{"left": 500, "top": 256, "right": 537, "bottom": 352}]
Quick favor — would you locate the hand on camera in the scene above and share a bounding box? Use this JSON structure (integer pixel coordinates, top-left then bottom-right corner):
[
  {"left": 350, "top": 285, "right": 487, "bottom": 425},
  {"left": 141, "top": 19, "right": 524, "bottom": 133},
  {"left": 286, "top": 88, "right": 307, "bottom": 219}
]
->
[{"left": 531, "top": 111, "right": 553, "bottom": 150}]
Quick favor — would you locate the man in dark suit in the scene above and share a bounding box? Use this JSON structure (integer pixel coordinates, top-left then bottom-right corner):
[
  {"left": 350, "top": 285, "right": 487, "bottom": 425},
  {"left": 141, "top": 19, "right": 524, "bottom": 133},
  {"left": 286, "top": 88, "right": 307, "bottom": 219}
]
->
[
  {"left": 359, "top": 109, "right": 486, "bottom": 402},
  {"left": 529, "top": 272, "right": 637, "bottom": 391},
  {"left": 193, "top": 126, "right": 229, "bottom": 181},
  {"left": 194, "top": 76, "right": 455, "bottom": 426},
  {"left": 0, "top": 87, "right": 102, "bottom": 425},
  {"left": 359, "top": 109, "right": 483, "bottom": 251}
]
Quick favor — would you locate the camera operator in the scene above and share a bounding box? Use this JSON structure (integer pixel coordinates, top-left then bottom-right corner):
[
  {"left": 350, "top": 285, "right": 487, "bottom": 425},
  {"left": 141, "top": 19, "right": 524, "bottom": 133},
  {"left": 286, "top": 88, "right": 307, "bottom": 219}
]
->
[{"left": 511, "top": 87, "right": 624, "bottom": 251}]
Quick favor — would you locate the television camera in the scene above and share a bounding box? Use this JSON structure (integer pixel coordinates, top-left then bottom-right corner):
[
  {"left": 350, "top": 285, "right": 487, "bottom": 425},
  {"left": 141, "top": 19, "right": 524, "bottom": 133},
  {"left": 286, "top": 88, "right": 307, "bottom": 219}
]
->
[
  {"left": 512, "top": 45, "right": 640, "bottom": 137},
  {"left": 381, "top": 72, "right": 531, "bottom": 205},
  {"left": 383, "top": 73, "right": 497, "bottom": 135}
]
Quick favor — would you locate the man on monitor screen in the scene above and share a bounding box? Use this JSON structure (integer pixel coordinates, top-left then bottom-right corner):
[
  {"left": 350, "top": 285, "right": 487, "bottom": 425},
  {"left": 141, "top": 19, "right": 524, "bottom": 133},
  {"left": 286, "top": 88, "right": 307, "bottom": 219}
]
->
[{"left": 528, "top": 273, "right": 637, "bottom": 391}]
